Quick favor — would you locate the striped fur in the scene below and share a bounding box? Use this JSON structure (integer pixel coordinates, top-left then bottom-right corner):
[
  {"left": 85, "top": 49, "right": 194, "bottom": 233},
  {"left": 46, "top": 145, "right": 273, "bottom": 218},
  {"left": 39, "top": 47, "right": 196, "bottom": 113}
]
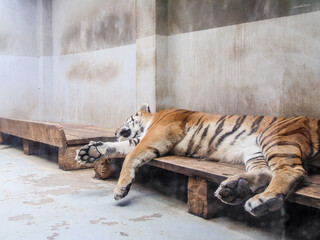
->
[{"left": 75, "top": 104, "right": 320, "bottom": 216}]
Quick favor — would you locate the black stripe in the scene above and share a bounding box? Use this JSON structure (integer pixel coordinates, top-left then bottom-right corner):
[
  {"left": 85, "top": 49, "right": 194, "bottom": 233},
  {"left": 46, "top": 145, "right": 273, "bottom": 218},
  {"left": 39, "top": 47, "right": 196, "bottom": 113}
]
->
[
  {"left": 269, "top": 162, "right": 303, "bottom": 169},
  {"left": 246, "top": 157, "right": 265, "bottom": 163},
  {"left": 262, "top": 141, "right": 303, "bottom": 156},
  {"left": 280, "top": 127, "right": 311, "bottom": 139},
  {"left": 195, "top": 114, "right": 206, "bottom": 127},
  {"left": 259, "top": 118, "right": 303, "bottom": 146},
  {"left": 133, "top": 131, "right": 139, "bottom": 139},
  {"left": 215, "top": 116, "right": 247, "bottom": 148},
  {"left": 249, "top": 116, "right": 264, "bottom": 135},
  {"left": 208, "top": 118, "right": 225, "bottom": 148},
  {"left": 190, "top": 124, "right": 210, "bottom": 156},
  {"left": 267, "top": 153, "right": 301, "bottom": 162},
  {"left": 186, "top": 120, "right": 206, "bottom": 156},
  {"left": 230, "top": 130, "right": 246, "bottom": 145},
  {"left": 181, "top": 115, "right": 190, "bottom": 128},
  {"left": 261, "top": 127, "right": 311, "bottom": 149},
  {"left": 133, "top": 139, "right": 140, "bottom": 146},
  {"left": 148, "top": 147, "right": 161, "bottom": 158},
  {"left": 270, "top": 117, "right": 278, "bottom": 125},
  {"left": 216, "top": 115, "right": 226, "bottom": 126}
]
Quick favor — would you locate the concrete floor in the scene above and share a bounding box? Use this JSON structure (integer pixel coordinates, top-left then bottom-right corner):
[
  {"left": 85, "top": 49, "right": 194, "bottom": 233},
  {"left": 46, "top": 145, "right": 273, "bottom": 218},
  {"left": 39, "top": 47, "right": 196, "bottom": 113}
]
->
[{"left": 0, "top": 144, "right": 286, "bottom": 240}]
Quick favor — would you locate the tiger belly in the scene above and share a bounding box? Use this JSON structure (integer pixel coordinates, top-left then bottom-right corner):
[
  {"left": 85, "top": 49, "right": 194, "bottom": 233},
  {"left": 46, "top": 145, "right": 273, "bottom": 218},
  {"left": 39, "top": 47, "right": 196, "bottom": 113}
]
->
[{"left": 173, "top": 130, "right": 261, "bottom": 165}]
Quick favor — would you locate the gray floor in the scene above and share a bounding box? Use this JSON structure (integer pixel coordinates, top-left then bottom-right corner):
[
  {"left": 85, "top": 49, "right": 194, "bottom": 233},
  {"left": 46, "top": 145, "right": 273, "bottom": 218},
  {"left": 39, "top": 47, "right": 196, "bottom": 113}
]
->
[{"left": 0, "top": 144, "right": 281, "bottom": 240}]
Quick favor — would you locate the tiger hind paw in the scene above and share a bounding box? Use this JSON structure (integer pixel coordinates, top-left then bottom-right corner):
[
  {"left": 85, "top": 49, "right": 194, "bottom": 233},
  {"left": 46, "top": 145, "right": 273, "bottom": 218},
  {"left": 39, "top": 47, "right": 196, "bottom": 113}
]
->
[
  {"left": 245, "top": 193, "right": 284, "bottom": 216},
  {"left": 215, "top": 178, "right": 252, "bottom": 205}
]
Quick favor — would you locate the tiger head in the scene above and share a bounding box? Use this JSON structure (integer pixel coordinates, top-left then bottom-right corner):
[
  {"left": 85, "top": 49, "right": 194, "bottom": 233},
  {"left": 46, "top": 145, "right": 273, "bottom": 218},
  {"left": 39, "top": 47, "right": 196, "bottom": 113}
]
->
[{"left": 115, "top": 103, "right": 152, "bottom": 141}]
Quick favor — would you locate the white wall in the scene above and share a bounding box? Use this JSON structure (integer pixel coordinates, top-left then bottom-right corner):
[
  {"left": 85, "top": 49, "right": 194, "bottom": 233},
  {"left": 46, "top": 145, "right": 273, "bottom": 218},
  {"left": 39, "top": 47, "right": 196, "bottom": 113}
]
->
[
  {"left": 158, "top": 11, "right": 320, "bottom": 118},
  {"left": 0, "top": 0, "right": 40, "bottom": 120},
  {"left": 50, "top": 0, "right": 137, "bottom": 128}
]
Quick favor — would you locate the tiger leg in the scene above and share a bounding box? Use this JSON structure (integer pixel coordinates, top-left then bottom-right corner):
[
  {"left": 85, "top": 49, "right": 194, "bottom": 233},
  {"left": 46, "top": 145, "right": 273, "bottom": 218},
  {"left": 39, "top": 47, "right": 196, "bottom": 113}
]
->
[
  {"left": 75, "top": 139, "right": 140, "bottom": 164},
  {"left": 113, "top": 126, "right": 183, "bottom": 200},
  {"left": 215, "top": 155, "right": 272, "bottom": 205},
  {"left": 245, "top": 155, "right": 306, "bottom": 216}
]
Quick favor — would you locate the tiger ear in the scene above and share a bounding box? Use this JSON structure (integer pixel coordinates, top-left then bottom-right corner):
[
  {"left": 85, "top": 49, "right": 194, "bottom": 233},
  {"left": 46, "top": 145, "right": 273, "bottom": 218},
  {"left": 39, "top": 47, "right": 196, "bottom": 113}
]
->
[{"left": 139, "top": 103, "right": 151, "bottom": 113}]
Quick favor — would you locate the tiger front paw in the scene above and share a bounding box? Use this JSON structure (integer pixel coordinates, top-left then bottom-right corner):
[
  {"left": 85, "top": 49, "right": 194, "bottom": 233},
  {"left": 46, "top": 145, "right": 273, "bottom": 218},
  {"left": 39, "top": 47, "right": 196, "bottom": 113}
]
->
[
  {"left": 75, "top": 141, "right": 105, "bottom": 164},
  {"left": 113, "top": 182, "right": 133, "bottom": 200}
]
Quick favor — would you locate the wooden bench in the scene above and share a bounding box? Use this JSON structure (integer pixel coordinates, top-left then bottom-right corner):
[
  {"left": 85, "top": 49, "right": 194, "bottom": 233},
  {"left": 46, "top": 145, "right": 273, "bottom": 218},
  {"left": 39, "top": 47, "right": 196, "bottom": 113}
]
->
[
  {"left": 0, "top": 117, "right": 116, "bottom": 170},
  {"left": 95, "top": 156, "right": 320, "bottom": 219}
]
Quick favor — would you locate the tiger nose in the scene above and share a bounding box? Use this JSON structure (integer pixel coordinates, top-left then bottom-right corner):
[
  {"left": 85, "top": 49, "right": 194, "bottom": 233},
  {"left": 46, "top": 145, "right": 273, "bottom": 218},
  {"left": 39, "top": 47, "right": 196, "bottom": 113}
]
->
[{"left": 120, "top": 129, "right": 131, "bottom": 138}]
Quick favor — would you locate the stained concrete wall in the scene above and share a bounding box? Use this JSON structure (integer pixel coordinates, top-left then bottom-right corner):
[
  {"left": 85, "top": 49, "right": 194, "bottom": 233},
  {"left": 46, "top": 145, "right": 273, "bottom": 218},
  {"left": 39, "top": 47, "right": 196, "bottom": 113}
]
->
[
  {"left": 155, "top": 0, "right": 320, "bottom": 119},
  {"left": 50, "top": 0, "right": 136, "bottom": 128},
  {"left": 0, "top": 0, "right": 40, "bottom": 120},
  {"left": 1, "top": 0, "right": 320, "bottom": 128}
]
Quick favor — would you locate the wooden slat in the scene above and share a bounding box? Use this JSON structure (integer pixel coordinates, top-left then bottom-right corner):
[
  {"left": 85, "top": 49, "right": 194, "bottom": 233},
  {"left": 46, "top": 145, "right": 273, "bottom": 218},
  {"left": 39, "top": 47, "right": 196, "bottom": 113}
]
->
[
  {"left": 0, "top": 118, "right": 117, "bottom": 147},
  {"left": 60, "top": 123, "right": 116, "bottom": 145},
  {"left": 149, "top": 156, "right": 320, "bottom": 208},
  {"left": 149, "top": 156, "right": 245, "bottom": 183},
  {"left": 287, "top": 182, "right": 320, "bottom": 208},
  {"left": 0, "top": 117, "right": 66, "bottom": 147}
]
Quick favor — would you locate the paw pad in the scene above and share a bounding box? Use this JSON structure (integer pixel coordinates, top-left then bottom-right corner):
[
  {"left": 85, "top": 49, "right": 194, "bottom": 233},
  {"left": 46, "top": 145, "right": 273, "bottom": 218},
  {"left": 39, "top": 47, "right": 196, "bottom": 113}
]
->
[
  {"left": 76, "top": 141, "right": 103, "bottom": 164},
  {"left": 215, "top": 178, "right": 252, "bottom": 205}
]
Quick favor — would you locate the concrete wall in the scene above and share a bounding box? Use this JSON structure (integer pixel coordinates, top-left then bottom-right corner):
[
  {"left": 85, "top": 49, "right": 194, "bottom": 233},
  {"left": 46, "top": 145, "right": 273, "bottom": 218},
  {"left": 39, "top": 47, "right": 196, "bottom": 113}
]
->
[
  {"left": 1, "top": 0, "right": 320, "bottom": 129},
  {"left": 155, "top": 0, "right": 320, "bottom": 119},
  {"left": 0, "top": 0, "right": 40, "bottom": 120},
  {"left": 51, "top": 0, "right": 136, "bottom": 128}
]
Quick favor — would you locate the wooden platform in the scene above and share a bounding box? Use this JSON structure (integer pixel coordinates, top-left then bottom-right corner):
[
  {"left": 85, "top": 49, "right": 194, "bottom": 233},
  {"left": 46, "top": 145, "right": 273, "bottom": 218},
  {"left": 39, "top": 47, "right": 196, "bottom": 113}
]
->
[
  {"left": 95, "top": 156, "right": 320, "bottom": 219},
  {"left": 0, "top": 117, "right": 116, "bottom": 170}
]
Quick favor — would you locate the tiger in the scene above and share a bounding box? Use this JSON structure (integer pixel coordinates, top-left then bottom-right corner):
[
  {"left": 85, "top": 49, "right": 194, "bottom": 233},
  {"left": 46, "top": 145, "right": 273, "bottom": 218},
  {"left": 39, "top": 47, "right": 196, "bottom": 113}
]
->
[{"left": 75, "top": 104, "right": 320, "bottom": 216}]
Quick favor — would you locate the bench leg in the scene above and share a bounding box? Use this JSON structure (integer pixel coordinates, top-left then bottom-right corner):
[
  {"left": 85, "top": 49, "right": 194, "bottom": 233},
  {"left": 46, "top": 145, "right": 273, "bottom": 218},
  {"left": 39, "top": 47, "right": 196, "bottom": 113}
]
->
[
  {"left": 94, "top": 158, "right": 114, "bottom": 179},
  {"left": 187, "top": 177, "right": 224, "bottom": 219},
  {"left": 58, "top": 146, "right": 94, "bottom": 171},
  {"left": 23, "top": 139, "right": 38, "bottom": 155}
]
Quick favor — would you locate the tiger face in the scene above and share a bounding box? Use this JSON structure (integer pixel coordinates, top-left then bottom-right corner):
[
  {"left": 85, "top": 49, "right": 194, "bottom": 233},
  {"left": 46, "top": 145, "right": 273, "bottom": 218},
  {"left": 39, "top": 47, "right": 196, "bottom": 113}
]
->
[{"left": 115, "top": 104, "right": 152, "bottom": 141}]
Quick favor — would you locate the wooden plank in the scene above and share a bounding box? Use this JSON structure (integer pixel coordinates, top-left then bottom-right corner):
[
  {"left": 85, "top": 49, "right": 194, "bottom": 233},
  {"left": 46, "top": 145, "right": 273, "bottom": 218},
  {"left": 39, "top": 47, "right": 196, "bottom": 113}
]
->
[
  {"left": 149, "top": 156, "right": 245, "bottom": 183},
  {"left": 0, "top": 117, "right": 66, "bottom": 147},
  {"left": 60, "top": 123, "right": 116, "bottom": 145},
  {"left": 149, "top": 156, "right": 320, "bottom": 209},
  {"left": 288, "top": 182, "right": 320, "bottom": 209}
]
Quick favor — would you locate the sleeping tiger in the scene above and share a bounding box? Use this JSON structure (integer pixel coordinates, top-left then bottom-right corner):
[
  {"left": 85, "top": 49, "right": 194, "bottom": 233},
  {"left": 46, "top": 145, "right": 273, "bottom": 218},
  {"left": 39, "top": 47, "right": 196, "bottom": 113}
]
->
[{"left": 75, "top": 104, "right": 320, "bottom": 216}]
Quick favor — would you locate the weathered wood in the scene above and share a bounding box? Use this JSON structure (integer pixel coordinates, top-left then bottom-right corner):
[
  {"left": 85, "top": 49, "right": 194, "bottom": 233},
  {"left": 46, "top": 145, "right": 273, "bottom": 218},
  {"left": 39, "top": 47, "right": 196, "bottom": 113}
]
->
[
  {"left": 58, "top": 146, "right": 94, "bottom": 171},
  {"left": 187, "top": 177, "right": 224, "bottom": 219},
  {"left": 0, "top": 117, "right": 66, "bottom": 147},
  {"left": 148, "top": 156, "right": 320, "bottom": 210},
  {"left": 287, "top": 179, "right": 320, "bottom": 209},
  {"left": 23, "top": 139, "right": 38, "bottom": 155},
  {"left": 149, "top": 156, "right": 245, "bottom": 183},
  {"left": 60, "top": 123, "right": 116, "bottom": 145},
  {"left": 94, "top": 159, "right": 114, "bottom": 179},
  {"left": 0, "top": 117, "right": 117, "bottom": 170},
  {"left": 93, "top": 154, "right": 320, "bottom": 210}
]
